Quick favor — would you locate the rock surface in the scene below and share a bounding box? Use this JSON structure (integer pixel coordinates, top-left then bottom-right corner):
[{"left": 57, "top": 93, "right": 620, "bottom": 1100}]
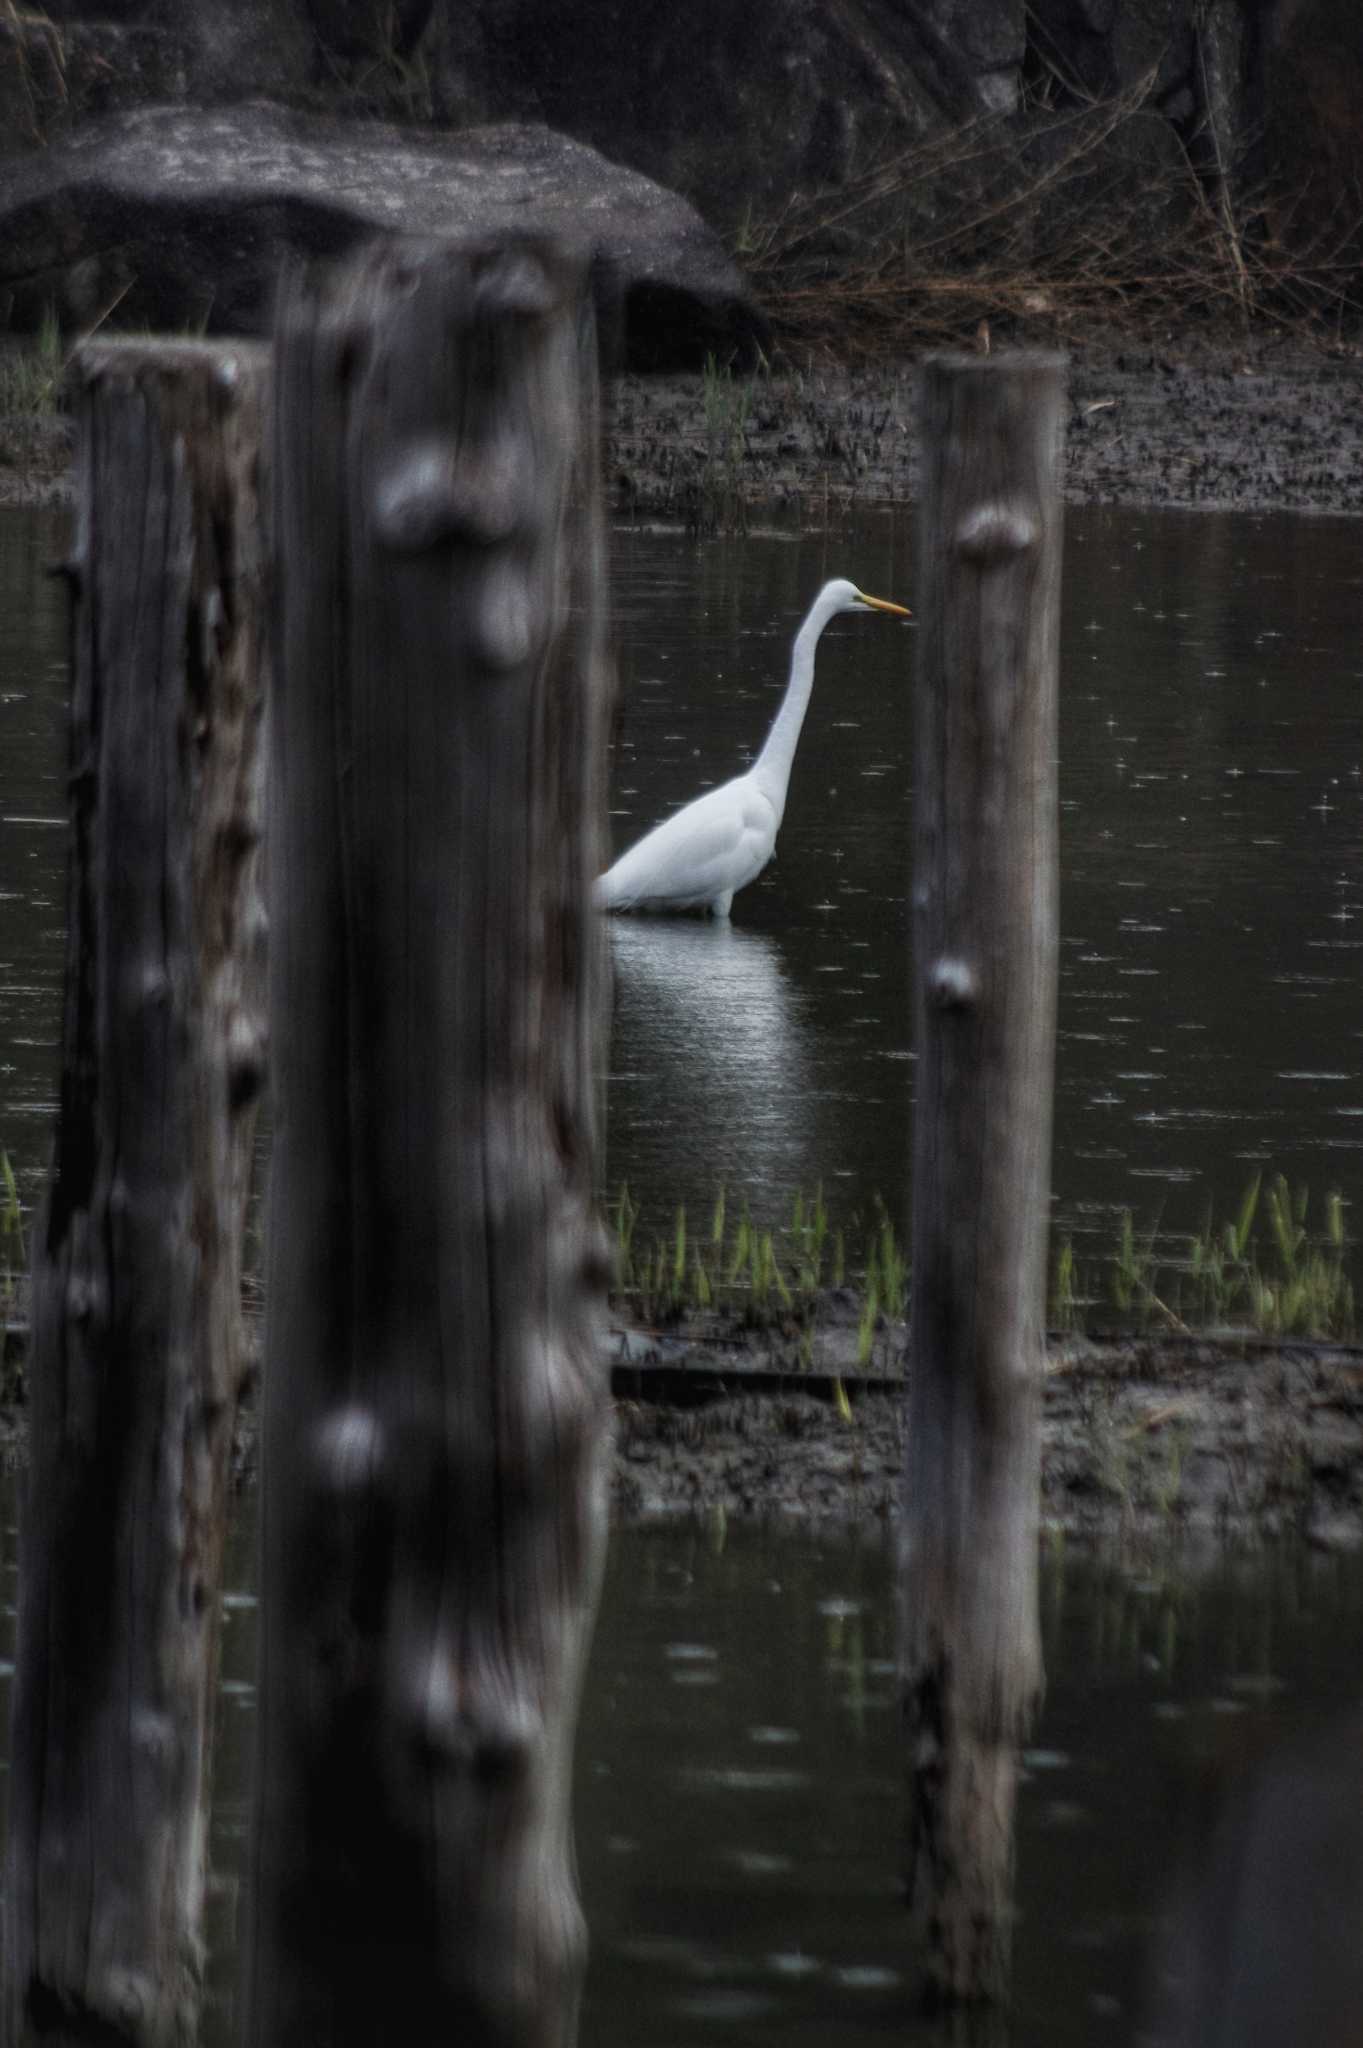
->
[
  {"left": 0, "top": 100, "right": 764, "bottom": 370},
  {"left": 1, "top": 3, "right": 1357, "bottom": 375}
]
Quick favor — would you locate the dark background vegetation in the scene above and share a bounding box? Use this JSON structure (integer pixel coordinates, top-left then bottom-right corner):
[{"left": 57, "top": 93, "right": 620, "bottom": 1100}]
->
[{"left": 2, "top": 1, "right": 1361, "bottom": 360}]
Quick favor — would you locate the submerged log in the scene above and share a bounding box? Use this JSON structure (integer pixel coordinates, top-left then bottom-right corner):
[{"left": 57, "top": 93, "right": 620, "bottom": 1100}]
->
[
  {"left": 249, "top": 237, "right": 612, "bottom": 2048},
  {"left": 3, "top": 340, "right": 268, "bottom": 2048},
  {"left": 899, "top": 351, "right": 1065, "bottom": 2006}
]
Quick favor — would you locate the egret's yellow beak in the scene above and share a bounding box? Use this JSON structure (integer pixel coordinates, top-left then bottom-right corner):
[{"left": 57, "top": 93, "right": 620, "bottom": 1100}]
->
[{"left": 856, "top": 591, "right": 912, "bottom": 618}]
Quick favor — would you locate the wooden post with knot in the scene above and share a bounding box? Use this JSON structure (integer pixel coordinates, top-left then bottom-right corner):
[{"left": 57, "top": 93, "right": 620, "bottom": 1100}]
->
[
  {"left": 899, "top": 351, "right": 1065, "bottom": 2008},
  {"left": 3, "top": 340, "right": 269, "bottom": 2048},
  {"left": 249, "top": 237, "right": 613, "bottom": 2048}
]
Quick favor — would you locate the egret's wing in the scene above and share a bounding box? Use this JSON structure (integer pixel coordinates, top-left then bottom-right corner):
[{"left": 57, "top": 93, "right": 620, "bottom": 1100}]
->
[{"left": 598, "top": 777, "right": 775, "bottom": 910}]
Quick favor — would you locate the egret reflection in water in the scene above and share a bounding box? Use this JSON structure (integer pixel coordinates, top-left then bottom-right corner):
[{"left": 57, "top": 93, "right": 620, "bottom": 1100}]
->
[{"left": 606, "top": 917, "right": 813, "bottom": 1212}]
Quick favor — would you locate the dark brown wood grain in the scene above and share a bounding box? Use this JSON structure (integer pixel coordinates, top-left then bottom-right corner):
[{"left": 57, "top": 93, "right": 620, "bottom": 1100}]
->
[
  {"left": 899, "top": 351, "right": 1065, "bottom": 2007},
  {"left": 248, "top": 238, "right": 612, "bottom": 2048},
  {"left": 4, "top": 340, "right": 268, "bottom": 2048}
]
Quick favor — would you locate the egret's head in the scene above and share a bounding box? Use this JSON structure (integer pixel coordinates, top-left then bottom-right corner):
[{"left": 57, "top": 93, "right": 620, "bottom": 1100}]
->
[{"left": 820, "top": 577, "right": 911, "bottom": 620}]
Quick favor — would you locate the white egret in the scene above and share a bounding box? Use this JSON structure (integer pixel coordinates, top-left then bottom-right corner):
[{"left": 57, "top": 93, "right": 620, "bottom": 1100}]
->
[{"left": 596, "top": 578, "right": 911, "bottom": 918}]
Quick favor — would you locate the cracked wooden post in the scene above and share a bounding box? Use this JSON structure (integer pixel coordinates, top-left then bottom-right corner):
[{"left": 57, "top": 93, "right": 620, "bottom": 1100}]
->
[
  {"left": 3, "top": 340, "right": 268, "bottom": 2048},
  {"left": 899, "top": 352, "right": 1065, "bottom": 2007},
  {"left": 249, "top": 237, "right": 612, "bottom": 2048}
]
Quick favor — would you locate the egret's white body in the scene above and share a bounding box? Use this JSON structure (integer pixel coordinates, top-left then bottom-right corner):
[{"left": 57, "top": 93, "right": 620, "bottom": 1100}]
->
[{"left": 596, "top": 578, "right": 910, "bottom": 918}]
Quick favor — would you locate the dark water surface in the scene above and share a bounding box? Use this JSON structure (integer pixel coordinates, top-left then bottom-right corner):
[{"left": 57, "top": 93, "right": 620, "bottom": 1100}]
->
[
  {"left": 576, "top": 1527, "right": 1363, "bottom": 2048},
  {"left": 0, "top": 504, "right": 67, "bottom": 1203},
  {"left": 5, "top": 502, "right": 1363, "bottom": 1276},
  {"left": 0, "top": 1503, "right": 1355, "bottom": 2047}
]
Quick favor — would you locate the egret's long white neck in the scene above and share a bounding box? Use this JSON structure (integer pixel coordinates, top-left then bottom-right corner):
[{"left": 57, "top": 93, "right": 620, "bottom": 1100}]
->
[{"left": 751, "top": 590, "right": 843, "bottom": 822}]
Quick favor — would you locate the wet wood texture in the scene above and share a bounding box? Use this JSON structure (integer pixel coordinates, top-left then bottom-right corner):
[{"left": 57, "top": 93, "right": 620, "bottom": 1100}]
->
[
  {"left": 899, "top": 351, "right": 1065, "bottom": 2006},
  {"left": 4, "top": 341, "right": 268, "bottom": 2048},
  {"left": 250, "top": 238, "right": 612, "bottom": 2048}
]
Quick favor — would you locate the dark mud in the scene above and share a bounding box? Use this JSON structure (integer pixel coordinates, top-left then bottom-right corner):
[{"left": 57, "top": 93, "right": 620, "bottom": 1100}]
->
[
  {"left": 611, "top": 1322, "right": 1363, "bottom": 1555},
  {"left": 611, "top": 330, "right": 1363, "bottom": 522},
  {"left": 0, "top": 409, "right": 73, "bottom": 504},
  {"left": 11, "top": 1311, "right": 1360, "bottom": 1550}
]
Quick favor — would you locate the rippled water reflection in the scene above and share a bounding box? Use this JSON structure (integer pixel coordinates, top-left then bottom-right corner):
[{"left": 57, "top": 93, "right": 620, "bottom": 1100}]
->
[
  {"left": 13, "top": 1498, "right": 1351, "bottom": 2048},
  {"left": 577, "top": 1526, "right": 1363, "bottom": 2048}
]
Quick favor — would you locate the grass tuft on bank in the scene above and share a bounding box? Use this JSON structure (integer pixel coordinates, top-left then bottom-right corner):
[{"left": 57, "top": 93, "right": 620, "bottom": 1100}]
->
[
  {"left": 0, "top": 307, "right": 62, "bottom": 418},
  {"left": 612, "top": 1171, "right": 1356, "bottom": 1356}
]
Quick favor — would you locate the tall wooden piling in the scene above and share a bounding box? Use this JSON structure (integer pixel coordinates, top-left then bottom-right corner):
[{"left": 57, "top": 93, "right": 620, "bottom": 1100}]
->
[
  {"left": 899, "top": 352, "right": 1065, "bottom": 2005},
  {"left": 249, "top": 238, "right": 612, "bottom": 2048},
  {"left": 4, "top": 341, "right": 268, "bottom": 2048}
]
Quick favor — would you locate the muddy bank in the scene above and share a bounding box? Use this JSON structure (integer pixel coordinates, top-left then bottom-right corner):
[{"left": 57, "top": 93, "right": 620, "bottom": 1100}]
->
[
  {"left": 4, "top": 1314, "right": 1360, "bottom": 1550},
  {"left": 611, "top": 1327, "right": 1363, "bottom": 1554},
  {"left": 0, "top": 409, "right": 73, "bottom": 504},
  {"left": 5, "top": 328, "right": 1362, "bottom": 519},
  {"left": 610, "top": 330, "right": 1363, "bottom": 523}
]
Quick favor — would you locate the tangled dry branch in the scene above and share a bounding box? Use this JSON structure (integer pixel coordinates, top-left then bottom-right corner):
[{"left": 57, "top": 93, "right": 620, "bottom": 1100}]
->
[{"left": 740, "top": 81, "right": 1363, "bottom": 362}]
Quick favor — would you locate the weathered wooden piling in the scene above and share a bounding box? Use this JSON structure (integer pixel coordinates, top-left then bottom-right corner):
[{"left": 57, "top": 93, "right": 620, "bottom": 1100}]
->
[
  {"left": 4, "top": 341, "right": 268, "bottom": 2048},
  {"left": 248, "top": 238, "right": 612, "bottom": 2048},
  {"left": 899, "top": 351, "right": 1065, "bottom": 2005}
]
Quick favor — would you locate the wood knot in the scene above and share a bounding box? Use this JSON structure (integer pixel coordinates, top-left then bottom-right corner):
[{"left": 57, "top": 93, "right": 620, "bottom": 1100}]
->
[
  {"left": 371, "top": 438, "right": 524, "bottom": 554},
  {"left": 927, "top": 957, "right": 977, "bottom": 1010},
  {"left": 954, "top": 501, "right": 1038, "bottom": 563},
  {"left": 471, "top": 242, "right": 561, "bottom": 321},
  {"left": 101, "top": 1969, "right": 155, "bottom": 2031},
  {"left": 131, "top": 1707, "right": 177, "bottom": 1768},
  {"left": 218, "top": 815, "right": 262, "bottom": 864},
  {"left": 198, "top": 586, "right": 224, "bottom": 679},
  {"left": 226, "top": 1012, "right": 267, "bottom": 1111},
  {"left": 312, "top": 1404, "right": 386, "bottom": 1495},
  {"left": 582, "top": 1221, "right": 616, "bottom": 1296},
  {"left": 470, "top": 562, "right": 540, "bottom": 672},
  {"left": 406, "top": 1655, "right": 540, "bottom": 1780},
  {"left": 66, "top": 1272, "right": 101, "bottom": 1324}
]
